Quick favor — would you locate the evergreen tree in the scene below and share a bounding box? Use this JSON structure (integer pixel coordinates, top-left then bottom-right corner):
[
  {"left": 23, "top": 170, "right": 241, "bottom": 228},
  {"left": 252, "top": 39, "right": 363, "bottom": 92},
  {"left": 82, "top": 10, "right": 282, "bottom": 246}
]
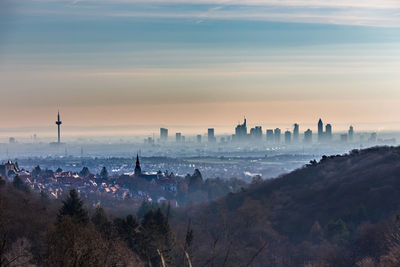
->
[
  {"left": 100, "top": 166, "right": 108, "bottom": 180},
  {"left": 57, "top": 189, "right": 89, "bottom": 225},
  {"left": 114, "top": 214, "right": 141, "bottom": 252},
  {"left": 140, "top": 208, "right": 176, "bottom": 266},
  {"left": 56, "top": 167, "right": 63, "bottom": 173},
  {"left": 79, "top": 167, "right": 90, "bottom": 177},
  {"left": 137, "top": 201, "right": 158, "bottom": 219},
  {"left": 92, "top": 206, "right": 112, "bottom": 238}
]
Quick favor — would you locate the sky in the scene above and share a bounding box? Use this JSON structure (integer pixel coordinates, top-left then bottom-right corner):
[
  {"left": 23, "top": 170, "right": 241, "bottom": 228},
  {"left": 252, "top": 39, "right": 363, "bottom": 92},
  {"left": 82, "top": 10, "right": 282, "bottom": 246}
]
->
[{"left": 0, "top": 0, "right": 400, "bottom": 137}]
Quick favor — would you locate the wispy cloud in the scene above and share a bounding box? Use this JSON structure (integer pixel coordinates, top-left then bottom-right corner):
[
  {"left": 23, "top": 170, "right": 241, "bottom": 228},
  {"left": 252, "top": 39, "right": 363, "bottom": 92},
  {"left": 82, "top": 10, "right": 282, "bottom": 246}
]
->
[
  {"left": 11, "top": 0, "right": 400, "bottom": 27},
  {"left": 59, "top": 0, "right": 400, "bottom": 10}
]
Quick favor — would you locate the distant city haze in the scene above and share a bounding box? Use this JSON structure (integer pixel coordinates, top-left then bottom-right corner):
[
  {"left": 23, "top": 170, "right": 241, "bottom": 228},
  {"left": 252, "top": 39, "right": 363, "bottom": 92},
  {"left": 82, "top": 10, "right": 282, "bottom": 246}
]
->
[{"left": 1, "top": 0, "right": 400, "bottom": 138}]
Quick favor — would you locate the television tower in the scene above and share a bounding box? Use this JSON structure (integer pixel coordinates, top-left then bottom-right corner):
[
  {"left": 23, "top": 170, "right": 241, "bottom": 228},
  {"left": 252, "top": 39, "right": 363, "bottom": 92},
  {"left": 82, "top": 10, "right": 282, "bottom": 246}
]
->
[{"left": 55, "top": 111, "right": 62, "bottom": 144}]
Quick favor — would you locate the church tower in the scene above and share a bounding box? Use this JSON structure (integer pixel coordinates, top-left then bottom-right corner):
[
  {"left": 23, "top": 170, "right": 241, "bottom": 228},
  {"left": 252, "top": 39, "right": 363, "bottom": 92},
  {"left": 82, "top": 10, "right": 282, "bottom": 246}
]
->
[{"left": 134, "top": 154, "right": 141, "bottom": 176}]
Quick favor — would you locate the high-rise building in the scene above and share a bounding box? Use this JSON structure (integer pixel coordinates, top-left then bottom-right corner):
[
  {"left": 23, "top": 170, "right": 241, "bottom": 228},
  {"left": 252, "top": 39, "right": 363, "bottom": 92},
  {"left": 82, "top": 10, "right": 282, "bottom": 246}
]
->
[
  {"left": 293, "top": 123, "right": 299, "bottom": 143},
  {"left": 196, "top": 134, "right": 202, "bottom": 143},
  {"left": 208, "top": 128, "right": 216, "bottom": 143},
  {"left": 274, "top": 128, "right": 281, "bottom": 144},
  {"left": 250, "top": 126, "right": 262, "bottom": 141},
  {"left": 304, "top": 129, "right": 312, "bottom": 143},
  {"left": 348, "top": 126, "right": 354, "bottom": 141},
  {"left": 176, "top": 133, "right": 182, "bottom": 143},
  {"left": 325, "top": 124, "right": 332, "bottom": 141},
  {"left": 284, "top": 130, "right": 291, "bottom": 144},
  {"left": 160, "top": 128, "right": 168, "bottom": 141},
  {"left": 318, "top": 118, "right": 323, "bottom": 142},
  {"left": 55, "top": 111, "right": 62, "bottom": 144},
  {"left": 266, "top": 129, "right": 274, "bottom": 143},
  {"left": 234, "top": 118, "right": 248, "bottom": 141}
]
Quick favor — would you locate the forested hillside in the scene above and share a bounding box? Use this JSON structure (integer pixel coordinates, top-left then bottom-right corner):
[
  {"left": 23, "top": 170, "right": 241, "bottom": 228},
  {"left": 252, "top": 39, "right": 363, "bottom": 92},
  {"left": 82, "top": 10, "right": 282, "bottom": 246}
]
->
[{"left": 175, "top": 146, "right": 400, "bottom": 266}]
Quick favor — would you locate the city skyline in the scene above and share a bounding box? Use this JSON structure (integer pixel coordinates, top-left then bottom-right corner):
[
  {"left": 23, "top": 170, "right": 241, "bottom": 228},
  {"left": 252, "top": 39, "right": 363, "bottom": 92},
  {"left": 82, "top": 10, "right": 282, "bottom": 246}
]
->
[
  {"left": 1, "top": 114, "right": 399, "bottom": 140},
  {"left": 0, "top": 111, "right": 392, "bottom": 144}
]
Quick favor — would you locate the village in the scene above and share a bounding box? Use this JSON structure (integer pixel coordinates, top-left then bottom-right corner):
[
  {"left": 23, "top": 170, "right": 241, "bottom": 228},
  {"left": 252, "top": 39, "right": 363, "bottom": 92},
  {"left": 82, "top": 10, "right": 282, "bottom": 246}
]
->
[{"left": 0, "top": 156, "right": 180, "bottom": 207}]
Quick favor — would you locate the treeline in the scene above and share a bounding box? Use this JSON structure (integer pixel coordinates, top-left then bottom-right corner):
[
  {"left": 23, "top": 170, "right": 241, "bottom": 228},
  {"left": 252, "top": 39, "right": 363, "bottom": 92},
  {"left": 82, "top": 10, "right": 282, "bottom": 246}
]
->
[
  {"left": 176, "top": 169, "right": 247, "bottom": 205},
  {"left": 0, "top": 176, "right": 194, "bottom": 266}
]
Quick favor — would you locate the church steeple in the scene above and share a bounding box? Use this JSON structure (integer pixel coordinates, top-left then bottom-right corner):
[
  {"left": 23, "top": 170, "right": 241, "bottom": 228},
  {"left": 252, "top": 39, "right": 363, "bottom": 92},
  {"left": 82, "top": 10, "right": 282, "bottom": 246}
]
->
[{"left": 134, "top": 153, "right": 141, "bottom": 176}]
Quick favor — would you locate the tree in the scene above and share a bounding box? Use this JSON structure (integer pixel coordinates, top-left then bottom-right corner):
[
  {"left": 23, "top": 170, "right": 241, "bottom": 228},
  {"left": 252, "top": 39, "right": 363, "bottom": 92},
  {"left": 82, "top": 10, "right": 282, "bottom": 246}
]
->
[
  {"left": 325, "top": 219, "right": 349, "bottom": 242},
  {"left": 40, "top": 190, "right": 50, "bottom": 206},
  {"left": 137, "top": 201, "right": 158, "bottom": 219},
  {"left": 251, "top": 175, "right": 263, "bottom": 185},
  {"left": 100, "top": 167, "right": 109, "bottom": 180},
  {"left": 140, "top": 209, "right": 176, "bottom": 266},
  {"left": 114, "top": 214, "right": 141, "bottom": 252},
  {"left": 31, "top": 165, "right": 42, "bottom": 178},
  {"left": 183, "top": 219, "right": 194, "bottom": 266},
  {"left": 56, "top": 168, "right": 63, "bottom": 173},
  {"left": 12, "top": 175, "right": 30, "bottom": 193},
  {"left": 79, "top": 167, "right": 90, "bottom": 177},
  {"left": 43, "top": 169, "right": 54, "bottom": 177},
  {"left": 57, "top": 189, "right": 89, "bottom": 225},
  {"left": 91, "top": 206, "right": 112, "bottom": 238},
  {"left": 188, "top": 169, "right": 203, "bottom": 192},
  {"left": 310, "top": 221, "right": 324, "bottom": 243}
]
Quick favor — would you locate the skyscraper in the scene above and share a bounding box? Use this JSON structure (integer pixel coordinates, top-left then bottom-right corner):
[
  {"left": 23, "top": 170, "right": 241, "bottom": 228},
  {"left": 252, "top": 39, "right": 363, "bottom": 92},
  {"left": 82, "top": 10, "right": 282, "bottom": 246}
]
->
[
  {"left": 176, "top": 133, "right": 182, "bottom": 143},
  {"left": 318, "top": 118, "right": 323, "bottom": 142},
  {"left": 274, "top": 128, "right": 281, "bottom": 144},
  {"left": 160, "top": 128, "right": 168, "bottom": 141},
  {"left": 266, "top": 129, "right": 274, "bottom": 143},
  {"left": 304, "top": 129, "right": 312, "bottom": 144},
  {"left": 250, "top": 126, "right": 262, "bottom": 141},
  {"left": 325, "top": 124, "right": 332, "bottom": 141},
  {"left": 208, "top": 128, "right": 216, "bottom": 143},
  {"left": 293, "top": 123, "right": 299, "bottom": 143},
  {"left": 348, "top": 126, "right": 354, "bottom": 141},
  {"left": 284, "top": 130, "right": 291, "bottom": 144},
  {"left": 234, "top": 118, "right": 247, "bottom": 141},
  {"left": 55, "top": 111, "right": 62, "bottom": 144}
]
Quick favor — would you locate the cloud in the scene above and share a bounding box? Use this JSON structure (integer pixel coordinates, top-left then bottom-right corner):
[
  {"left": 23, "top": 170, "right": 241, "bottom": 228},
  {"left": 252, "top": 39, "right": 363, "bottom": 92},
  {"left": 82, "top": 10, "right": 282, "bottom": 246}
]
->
[
  {"left": 52, "top": 0, "right": 400, "bottom": 10},
  {"left": 12, "top": 0, "right": 400, "bottom": 27}
]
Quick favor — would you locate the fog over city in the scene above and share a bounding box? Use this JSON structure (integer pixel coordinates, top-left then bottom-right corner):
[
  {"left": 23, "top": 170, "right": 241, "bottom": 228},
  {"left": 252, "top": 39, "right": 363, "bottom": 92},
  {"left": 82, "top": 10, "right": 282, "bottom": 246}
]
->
[{"left": 1, "top": 112, "right": 399, "bottom": 181}]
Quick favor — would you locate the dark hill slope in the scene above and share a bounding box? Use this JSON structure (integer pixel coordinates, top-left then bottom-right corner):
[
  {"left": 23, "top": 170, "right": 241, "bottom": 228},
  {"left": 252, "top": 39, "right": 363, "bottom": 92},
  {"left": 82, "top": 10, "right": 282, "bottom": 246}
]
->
[{"left": 177, "top": 146, "right": 400, "bottom": 266}]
